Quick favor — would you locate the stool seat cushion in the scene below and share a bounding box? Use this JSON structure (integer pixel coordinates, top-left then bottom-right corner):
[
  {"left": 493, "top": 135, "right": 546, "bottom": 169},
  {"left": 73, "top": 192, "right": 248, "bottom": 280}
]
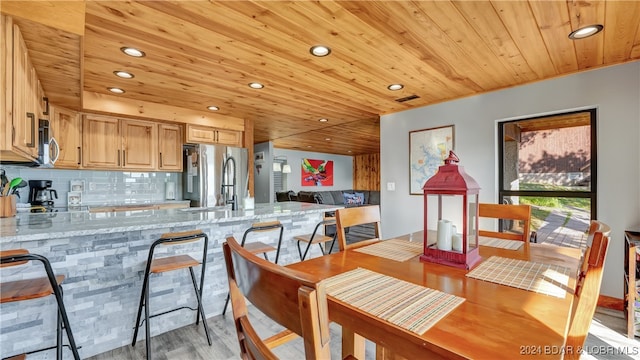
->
[
  {"left": 1, "top": 275, "right": 64, "bottom": 303},
  {"left": 294, "top": 234, "right": 334, "bottom": 245},
  {"left": 243, "top": 242, "right": 277, "bottom": 254},
  {"left": 150, "top": 255, "right": 200, "bottom": 273}
]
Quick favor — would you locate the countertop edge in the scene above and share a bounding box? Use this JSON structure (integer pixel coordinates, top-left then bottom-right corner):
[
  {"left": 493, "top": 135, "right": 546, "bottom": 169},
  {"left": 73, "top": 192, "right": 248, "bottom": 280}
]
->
[{"left": 0, "top": 202, "right": 344, "bottom": 242}]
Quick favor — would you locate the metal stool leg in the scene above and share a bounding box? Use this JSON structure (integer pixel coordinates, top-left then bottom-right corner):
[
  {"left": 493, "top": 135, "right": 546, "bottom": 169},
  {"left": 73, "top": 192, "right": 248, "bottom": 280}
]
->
[
  {"left": 57, "top": 306, "right": 63, "bottom": 360},
  {"left": 189, "top": 267, "right": 212, "bottom": 345},
  {"left": 327, "top": 233, "right": 337, "bottom": 254},
  {"left": 274, "top": 227, "right": 284, "bottom": 264},
  {"left": 222, "top": 293, "right": 231, "bottom": 315},
  {"left": 144, "top": 277, "right": 151, "bottom": 360},
  {"left": 297, "top": 241, "right": 303, "bottom": 260},
  {"left": 132, "top": 261, "right": 152, "bottom": 347},
  {"left": 49, "top": 269, "right": 80, "bottom": 360}
]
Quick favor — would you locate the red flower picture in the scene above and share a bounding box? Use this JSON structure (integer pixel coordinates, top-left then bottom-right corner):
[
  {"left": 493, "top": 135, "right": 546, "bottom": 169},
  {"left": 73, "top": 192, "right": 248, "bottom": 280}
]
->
[{"left": 301, "top": 158, "right": 333, "bottom": 186}]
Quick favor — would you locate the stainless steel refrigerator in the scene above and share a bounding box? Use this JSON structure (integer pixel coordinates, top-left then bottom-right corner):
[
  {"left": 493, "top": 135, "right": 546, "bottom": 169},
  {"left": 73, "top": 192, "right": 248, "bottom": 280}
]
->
[{"left": 182, "top": 144, "right": 249, "bottom": 209}]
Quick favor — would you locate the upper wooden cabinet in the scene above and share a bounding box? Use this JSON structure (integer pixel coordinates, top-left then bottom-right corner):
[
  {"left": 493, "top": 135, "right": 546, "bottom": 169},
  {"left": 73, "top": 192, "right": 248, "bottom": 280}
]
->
[
  {"left": 120, "top": 118, "right": 157, "bottom": 170},
  {"left": 50, "top": 105, "right": 81, "bottom": 169},
  {"left": 82, "top": 115, "right": 120, "bottom": 169},
  {"left": 185, "top": 124, "right": 242, "bottom": 147},
  {"left": 82, "top": 115, "right": 168, "bottom": 171},
  {"left": 158, "top": 123, "right": 183, "bottom": 171},
  {"left": 1, "top": 17, "right": 45, "bottom": 161}
]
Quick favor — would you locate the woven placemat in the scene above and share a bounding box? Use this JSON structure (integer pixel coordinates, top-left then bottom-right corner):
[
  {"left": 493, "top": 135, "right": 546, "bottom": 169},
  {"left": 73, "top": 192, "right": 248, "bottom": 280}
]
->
[
  {"left": 353, "top": 239, "right": 423, "bottom": 262},
  {"left": 466, "top": 256, "right": 571, "bottom": 298},
  {"left": 325, "top": 268, "right": 465, "bottom": 334},
  {"left": 479, "top": 237, "right": 524, "bottom": 250}
]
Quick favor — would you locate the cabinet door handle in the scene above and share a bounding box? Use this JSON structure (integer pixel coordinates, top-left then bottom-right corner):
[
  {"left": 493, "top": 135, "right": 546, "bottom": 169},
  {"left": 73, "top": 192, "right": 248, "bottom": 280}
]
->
[
  {"left": 26, "top": 112, "right": 35, "bottom": 147},
  {"left": 159, "top": 152, "right": 163, "bottom": 167},
  {"left": 123, "top": 150, "right": 126, "bottom": 166},
  {"left": 215, "top": 130, "right": 219, "bottom": 142},
  {"left": 117, "top": 150, "right": 120, "bottom": 166},
  {"left": 77, "top": 146, "right": 81, "bottom": 165},
  {"left": 42, "top": 97, "right": 49, "bottom": 115}
]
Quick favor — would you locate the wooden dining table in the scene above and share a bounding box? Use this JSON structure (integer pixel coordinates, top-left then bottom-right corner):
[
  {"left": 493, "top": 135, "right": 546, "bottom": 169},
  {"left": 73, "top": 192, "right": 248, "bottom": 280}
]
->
[{"left": 287, "top": 233, "right": 583, "bottom": 359}]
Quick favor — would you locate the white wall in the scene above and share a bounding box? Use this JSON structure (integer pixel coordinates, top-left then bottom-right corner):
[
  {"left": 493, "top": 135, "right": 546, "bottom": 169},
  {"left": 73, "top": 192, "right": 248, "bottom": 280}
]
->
[
  {"left": 273, "top": 148, "right": 353, "bottom": 193},
  {"left": 380, "top": 62, "right": 640, "bottom": 298},
  {"left": 253, "top": 145, "right": 353, "bottom": 203}
]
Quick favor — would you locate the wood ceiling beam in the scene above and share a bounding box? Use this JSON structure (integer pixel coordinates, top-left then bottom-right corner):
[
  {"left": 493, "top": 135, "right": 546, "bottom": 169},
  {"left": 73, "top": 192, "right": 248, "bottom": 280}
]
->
[
  {"left": 0, "top": 0, "right": 85, "bottom": 35},
  {"left": 82, "top": 91, "right": 245, "bottom": 131}
]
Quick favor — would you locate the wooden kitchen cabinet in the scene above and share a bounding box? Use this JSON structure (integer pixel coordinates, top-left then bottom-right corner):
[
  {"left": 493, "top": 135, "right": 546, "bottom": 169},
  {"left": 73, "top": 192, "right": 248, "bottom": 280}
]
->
[
  {"left": 185, "top": 124, "right": 242, "bottom": 147},
  {"left": 50, "top": 105, "right": 81, "bottom": 168},
  {"left": 82, "top": 115, "right": 120, "bottom": 168},
  {"left": 158, "top": 123, "right": 183, "bottom": 171},
  {"left": 1, "top": 18, "right": 43, "bottom": 161},
  {"left": 121, "top": 119, "right": 157, "bottom": 169},
  {"left": 82, "top": 115, "right": 157, "bottom": 170}
]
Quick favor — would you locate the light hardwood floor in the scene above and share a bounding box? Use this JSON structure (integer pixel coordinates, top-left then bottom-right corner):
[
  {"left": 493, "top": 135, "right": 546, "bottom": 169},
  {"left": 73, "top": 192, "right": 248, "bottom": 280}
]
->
[
  {"left": 85, "top": 305, "right": 370, "bottom": 360},
  {"left": 81, "top": 307, "right": 638, "bottom": 360}
]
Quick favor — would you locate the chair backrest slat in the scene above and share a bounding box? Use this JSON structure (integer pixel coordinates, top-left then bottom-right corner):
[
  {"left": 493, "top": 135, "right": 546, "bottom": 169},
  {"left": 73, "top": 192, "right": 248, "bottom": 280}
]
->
[
  {"left": 158, "top": 229, "right": 206, "bottom": 245},
  {"left": 335, "top": 205, "right": 381, "bottom": 251},
  {"left": 565, "top": 230, "right": 610, "bottom": 360},
  {"left": 478, "top": 203, "right": 531, "bottom": 248},
  {"left": 223, "top": 236, "right": 331, "bottom": 359},
  {"left": 0, "top": 249, "right": 30, "bottom": 268}
]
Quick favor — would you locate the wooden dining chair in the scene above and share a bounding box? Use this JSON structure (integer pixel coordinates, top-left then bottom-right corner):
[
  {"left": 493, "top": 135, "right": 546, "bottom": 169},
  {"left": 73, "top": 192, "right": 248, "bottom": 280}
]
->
[
  {"left": 478, "top": 203, "right": 532, "bottom": 250},
  {"left": 565, "top": 230, "right": 610, "bottom": 359},
  {"left": 335, "top": 205, "right": 381, "bottom": 251},
  {"left": 586, "top": 219, "right": 612, "bottom": 245},
  {"left": 223, "top": 236, "right": 332, "bottom": 359}
]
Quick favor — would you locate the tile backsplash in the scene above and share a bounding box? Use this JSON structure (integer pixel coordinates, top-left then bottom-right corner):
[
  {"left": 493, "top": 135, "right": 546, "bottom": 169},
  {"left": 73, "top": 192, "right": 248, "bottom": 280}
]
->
[{"left": 1, "top": 165, "right": 181, "bottom": 207}]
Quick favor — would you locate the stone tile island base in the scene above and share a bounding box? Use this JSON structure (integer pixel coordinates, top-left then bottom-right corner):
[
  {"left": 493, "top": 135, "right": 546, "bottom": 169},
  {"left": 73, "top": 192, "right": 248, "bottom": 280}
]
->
[{"left": 0, "top": 202, "right": 340, "bottom": 358}]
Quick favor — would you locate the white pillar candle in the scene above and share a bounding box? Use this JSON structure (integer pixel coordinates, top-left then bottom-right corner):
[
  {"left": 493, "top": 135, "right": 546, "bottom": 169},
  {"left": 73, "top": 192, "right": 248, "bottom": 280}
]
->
[
  {"left": 452, "top": 233, "right": 463, "bottom": 252},
  {"left": 437, "top": 220, "right": 452, "bottom": 251}
]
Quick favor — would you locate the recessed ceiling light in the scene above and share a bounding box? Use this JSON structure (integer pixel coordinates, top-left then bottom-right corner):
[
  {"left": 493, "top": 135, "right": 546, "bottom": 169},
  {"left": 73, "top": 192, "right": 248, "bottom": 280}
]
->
[
  {"left": 113, "top": 71, "right": 134, "bottom": 79},
  {"left": 310, "top": 45, "right": 331, "bottom": 57},
  {"left": 307, "top": 145, "right": 312, "bottom": 148},
  {"left": 108, "top": 87, "right": 125, "bottom": 94},
  {"left": 120, "top": 47, "right": 146, "bottom": 57},
  {"left": 207, "top": 105, "right": 219, "bottom": 111},
  {"left": 248, "top": 82, "right": 264, "bottom": 89},
  {"left": 318, "top": 118, "right": 328, "bottom": 122},
  {"left": 568, "top": 24, "right": 604, "bottom": 39},
  {"left": 348, "top": 150, "right": 352, "bottom": 153},
  {"left": 325, "top": 138, "right": 331, "bottom": 141},
  {"left": 387, "top": 84, "right": 404, "bottom": 91}
]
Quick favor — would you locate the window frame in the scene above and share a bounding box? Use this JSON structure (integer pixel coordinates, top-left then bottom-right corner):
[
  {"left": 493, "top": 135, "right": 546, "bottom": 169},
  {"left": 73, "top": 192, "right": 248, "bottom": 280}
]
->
[{"left": 497, "top": 108, "right": 597, "bottom": 220}]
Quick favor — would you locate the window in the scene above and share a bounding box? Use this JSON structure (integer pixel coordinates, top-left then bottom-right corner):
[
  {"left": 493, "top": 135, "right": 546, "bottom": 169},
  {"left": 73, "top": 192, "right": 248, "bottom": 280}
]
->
[
  {"left": 498, "top": 109, "right": 597, "bottom": 247},
  {"left": 273, "top": 159, "right": 286, "bottom": 193}
]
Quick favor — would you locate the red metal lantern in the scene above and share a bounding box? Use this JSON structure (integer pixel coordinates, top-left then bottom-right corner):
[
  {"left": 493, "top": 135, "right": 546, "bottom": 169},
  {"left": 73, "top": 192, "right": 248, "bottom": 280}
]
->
[{"left": 421, "top": 151, "right": 481, "bottom": 269}]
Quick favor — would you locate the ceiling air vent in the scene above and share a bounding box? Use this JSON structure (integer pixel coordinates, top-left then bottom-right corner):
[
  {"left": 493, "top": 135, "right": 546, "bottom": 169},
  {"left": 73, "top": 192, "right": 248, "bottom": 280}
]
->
[{"left": 395, "top": 94, "right": 420, "bottom": 103}]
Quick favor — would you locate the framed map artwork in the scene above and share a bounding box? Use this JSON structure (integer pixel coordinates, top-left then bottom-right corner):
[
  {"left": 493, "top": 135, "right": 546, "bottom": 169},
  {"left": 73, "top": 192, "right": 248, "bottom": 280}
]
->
[{"left": 409, "top": 125, "right": 454, "bottom": 195}]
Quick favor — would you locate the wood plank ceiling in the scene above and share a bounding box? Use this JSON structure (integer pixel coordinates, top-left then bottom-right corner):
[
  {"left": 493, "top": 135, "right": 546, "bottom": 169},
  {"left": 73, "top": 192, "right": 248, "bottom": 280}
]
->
[{"left": 4, "top": 1, "right": 640, "bottom": 155}]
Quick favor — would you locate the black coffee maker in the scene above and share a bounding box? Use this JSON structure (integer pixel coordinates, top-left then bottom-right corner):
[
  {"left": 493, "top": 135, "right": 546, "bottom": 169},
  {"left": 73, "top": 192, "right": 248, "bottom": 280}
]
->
[{"left": 29, "top": 180, "right": 58, "bottom": 211}]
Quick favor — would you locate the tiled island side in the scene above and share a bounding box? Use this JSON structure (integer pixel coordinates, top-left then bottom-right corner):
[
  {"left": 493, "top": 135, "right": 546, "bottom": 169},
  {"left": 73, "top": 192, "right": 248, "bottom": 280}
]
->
[{"left": 0, "top": 202, "right": 342, "bottom": 358}]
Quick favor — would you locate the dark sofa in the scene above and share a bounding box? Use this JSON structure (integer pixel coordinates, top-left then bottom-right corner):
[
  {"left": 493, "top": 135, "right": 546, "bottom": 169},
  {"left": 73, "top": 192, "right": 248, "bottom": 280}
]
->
[
  {"left": 290, "top": 189, "right": 380, "bottom": 244},
  {"left": 292, "top": 190, "right": 380, "bottom": 207}
]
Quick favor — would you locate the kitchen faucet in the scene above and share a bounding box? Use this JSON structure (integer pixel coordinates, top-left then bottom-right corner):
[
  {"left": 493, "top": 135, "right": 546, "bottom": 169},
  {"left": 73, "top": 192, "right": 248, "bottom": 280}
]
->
[{"left": 221, "top": 156, "right": 237, "bottom": 210}]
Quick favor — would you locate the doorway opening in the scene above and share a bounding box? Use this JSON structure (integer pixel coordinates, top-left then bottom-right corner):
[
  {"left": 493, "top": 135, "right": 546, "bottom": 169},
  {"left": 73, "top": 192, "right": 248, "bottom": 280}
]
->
[{"left": 498, "top": 109, "right": 596, "bottom": 248}]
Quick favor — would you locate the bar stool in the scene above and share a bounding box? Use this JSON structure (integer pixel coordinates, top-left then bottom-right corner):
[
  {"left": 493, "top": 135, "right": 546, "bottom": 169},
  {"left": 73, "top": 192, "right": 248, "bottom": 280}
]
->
[
  {"left": 0, "top": 249, "right": 80, "bottom": 360},
  {"left": 132, "top": 230, "right": 212, "bottom": 360},
  {"left": 222, "top": 221, "right": 284, "bottom": 315},
  {"left": 294, "top": 216, "right": 337, "bottom": 261}
]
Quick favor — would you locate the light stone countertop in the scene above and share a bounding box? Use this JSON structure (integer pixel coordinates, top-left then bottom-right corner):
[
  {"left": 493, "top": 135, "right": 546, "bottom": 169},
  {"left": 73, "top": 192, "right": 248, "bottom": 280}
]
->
[{"left": 0, "top": 202, "right": 343, "bottom": 243}]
